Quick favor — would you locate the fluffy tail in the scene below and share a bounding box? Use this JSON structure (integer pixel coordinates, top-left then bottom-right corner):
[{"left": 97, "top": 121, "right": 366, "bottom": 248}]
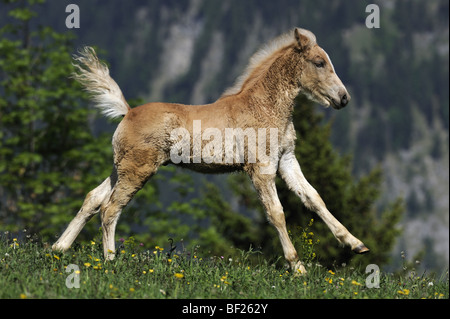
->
[{"left": 72, "top": 46, "right": 130, "bottom": 119}]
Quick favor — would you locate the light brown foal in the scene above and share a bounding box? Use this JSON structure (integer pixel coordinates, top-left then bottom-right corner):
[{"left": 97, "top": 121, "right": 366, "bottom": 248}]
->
[{"left": 53, "top": 28, "right": 368, "bottom": 275}]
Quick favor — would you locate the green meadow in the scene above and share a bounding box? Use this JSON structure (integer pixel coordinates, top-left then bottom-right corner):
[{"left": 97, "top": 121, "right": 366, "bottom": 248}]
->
[{"left": 1, "top": 232, "right": 447, "bottom": 300}]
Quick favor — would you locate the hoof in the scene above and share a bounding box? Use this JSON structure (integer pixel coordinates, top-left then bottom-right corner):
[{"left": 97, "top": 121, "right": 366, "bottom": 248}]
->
[
  {"left": 353, "top": 244, "right": 370, "bottom": 254},
  {"left": 293, "top": 261, "right": 307, "bottom": 276},
  {"left": 52, "top": 242, "right": 66, "bottom": 252}
]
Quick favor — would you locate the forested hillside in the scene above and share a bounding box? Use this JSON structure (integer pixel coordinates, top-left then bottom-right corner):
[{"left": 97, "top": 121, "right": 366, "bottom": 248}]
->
[{"left": 1, "top": 0, "right": 448, "bottom": 272}]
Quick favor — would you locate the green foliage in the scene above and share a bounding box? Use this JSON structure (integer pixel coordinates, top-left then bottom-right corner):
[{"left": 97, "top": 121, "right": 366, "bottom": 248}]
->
[
  {"left": 194, "top": 181, "right": 259, "bottom": 256},
  {"left": 290, "top": 218, "right": 319, "bottom": 265},
  {"left": 128, "top": 168, "right": 258, "bottom": 258},
  {"left": 0, "top": 1, "right": 207, "bottom": 248},
  {"left": 0, "top": 0, "right": 112, "bottom": 237}
]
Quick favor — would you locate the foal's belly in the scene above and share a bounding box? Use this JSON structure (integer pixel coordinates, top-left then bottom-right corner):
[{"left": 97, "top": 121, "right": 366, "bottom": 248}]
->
[{"left": 172, "top": 162, "right": 244, "bottom": 174}]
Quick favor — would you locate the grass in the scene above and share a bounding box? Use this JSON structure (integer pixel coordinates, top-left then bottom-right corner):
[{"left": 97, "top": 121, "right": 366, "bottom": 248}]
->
[{"left": 0, "top": 232, "right": 448, "bottom": 299}]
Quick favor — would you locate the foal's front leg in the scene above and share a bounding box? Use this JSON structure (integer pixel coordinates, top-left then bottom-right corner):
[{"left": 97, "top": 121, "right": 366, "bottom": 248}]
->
[
  {"left": 278, "top": 152, "right": 369, "bottom": 254},
  {"left": 250, "top": 171, "right": 307, "bottom": 275}
]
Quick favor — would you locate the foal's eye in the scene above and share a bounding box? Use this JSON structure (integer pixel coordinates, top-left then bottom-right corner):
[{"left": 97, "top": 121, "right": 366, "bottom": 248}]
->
[{"left": 314, "top": 61, "right": 325, "bottom": 68}]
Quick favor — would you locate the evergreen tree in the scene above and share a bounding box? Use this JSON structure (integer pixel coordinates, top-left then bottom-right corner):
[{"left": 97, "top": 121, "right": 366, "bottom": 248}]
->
[{"left": 0, "top": 0, "right": 112, "bottom": 237}]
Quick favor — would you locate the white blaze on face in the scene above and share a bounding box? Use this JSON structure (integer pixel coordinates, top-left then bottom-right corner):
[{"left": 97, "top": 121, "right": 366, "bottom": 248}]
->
[{"left": 323, "top": 50, "right": 336, "bottom": 73}]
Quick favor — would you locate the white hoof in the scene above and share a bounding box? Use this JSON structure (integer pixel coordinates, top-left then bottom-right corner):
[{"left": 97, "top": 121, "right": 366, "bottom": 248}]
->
[
  {"left": 52, "top": 241, "right": 68, "bottom": 252},
  {"left": 293, "top": 261, "right": 307, "bottom": 276}
]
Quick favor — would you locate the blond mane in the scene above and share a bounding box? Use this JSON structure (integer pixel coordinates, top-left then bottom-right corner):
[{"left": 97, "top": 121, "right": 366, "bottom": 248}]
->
[{"left": 221, "top": 30, "right": 297, "bottom": 98}]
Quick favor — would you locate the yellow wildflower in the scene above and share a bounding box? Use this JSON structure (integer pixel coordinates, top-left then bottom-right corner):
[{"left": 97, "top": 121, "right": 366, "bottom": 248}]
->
[
  {"left": 398, "top": 289, "right": 410, "bottom": 295},
  {"left": 351, "top": 280, "right": 362, "bottom": 286},
  {"left": 174, "top": 273, "right": 184, "bottom": 279},
  {"left": 93, "top": 263, "right": 102, "bottom": 270},
  {"left": 53, "top": 255, "right": 60, "bottom": 260},
  {"left": 84, "top": 263, "right": 91, "bottom": 268}
]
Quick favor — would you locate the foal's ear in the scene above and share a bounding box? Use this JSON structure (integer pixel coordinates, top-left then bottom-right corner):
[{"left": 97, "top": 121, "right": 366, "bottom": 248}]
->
[{"left": 294, "top": 28, "right": 316, "bottom": 51}]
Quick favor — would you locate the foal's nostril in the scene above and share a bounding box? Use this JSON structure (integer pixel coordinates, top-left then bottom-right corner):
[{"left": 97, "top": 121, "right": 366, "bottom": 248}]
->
[{"left": 341, "top": 94, "right": 348, "bottom": 107}]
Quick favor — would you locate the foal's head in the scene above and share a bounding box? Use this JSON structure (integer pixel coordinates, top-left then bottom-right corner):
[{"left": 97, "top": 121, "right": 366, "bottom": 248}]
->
[{"left": 294, "top": 28, "right": 350, "bottom": 109}]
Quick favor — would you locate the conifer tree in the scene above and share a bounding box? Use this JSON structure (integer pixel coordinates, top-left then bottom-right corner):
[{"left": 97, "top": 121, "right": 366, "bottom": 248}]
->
[{"left": 0, "top": 0, "right": 113, "bottom": 237}]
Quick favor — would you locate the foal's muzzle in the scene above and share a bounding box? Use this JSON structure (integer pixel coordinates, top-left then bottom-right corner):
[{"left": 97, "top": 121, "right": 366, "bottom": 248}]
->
[{"left": 333, "top": 90, "right": 350, "bottom": 109}]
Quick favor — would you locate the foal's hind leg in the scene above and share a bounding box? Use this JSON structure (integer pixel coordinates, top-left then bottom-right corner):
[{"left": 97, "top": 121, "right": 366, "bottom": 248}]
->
[
  {"left": 101, "top": 156, "right": 159, "bottom": 260},
  {"left": 278, "top": 152, "right": 369, "bottom": 253},
  {"left": 52, "top": 172, "right": 116, "bottom": 252}
]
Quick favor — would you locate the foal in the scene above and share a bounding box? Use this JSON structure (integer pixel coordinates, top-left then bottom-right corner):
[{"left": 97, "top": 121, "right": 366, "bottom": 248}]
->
[{"left": 53, "top": 28, "right": 368, "bottom": 274}]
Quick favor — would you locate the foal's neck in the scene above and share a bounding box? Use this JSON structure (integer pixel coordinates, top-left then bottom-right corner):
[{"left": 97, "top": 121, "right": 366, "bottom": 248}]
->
[{"left": 247, "top": 48, "right": 301, "bottom": 122}]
